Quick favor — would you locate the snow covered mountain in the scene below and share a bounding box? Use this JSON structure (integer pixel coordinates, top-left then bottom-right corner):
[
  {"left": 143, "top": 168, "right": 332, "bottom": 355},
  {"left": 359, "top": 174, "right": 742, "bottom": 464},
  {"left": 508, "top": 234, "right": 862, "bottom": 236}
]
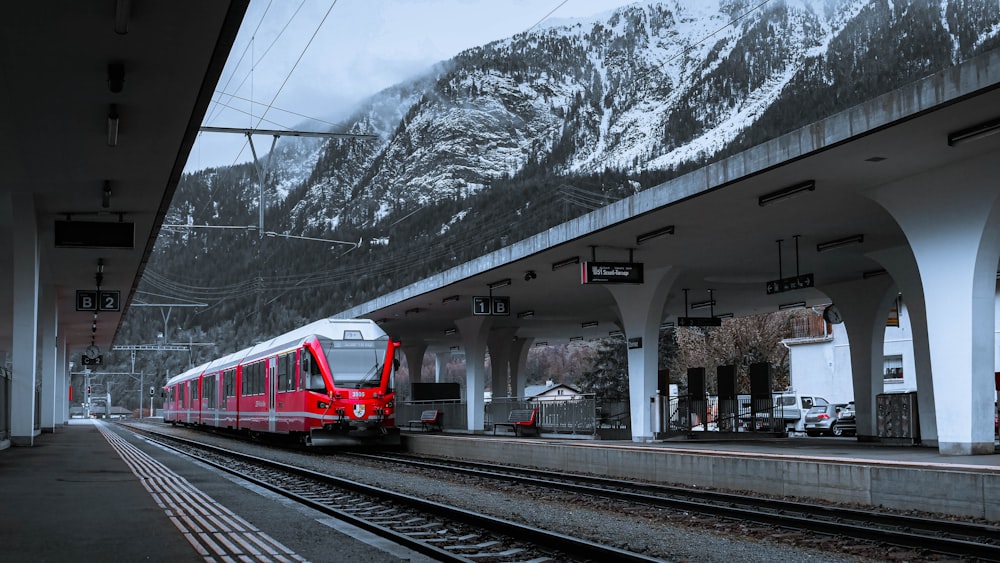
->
[{"left": 147, "top": 0, "right": 1000, "bottom": 344}]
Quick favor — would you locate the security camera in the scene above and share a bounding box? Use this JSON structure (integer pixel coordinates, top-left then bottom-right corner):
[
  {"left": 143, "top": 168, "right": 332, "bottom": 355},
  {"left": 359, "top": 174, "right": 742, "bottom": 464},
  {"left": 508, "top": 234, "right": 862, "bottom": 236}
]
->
[{"left": 524, "top": 270, "right": 537, "bottom": 281}]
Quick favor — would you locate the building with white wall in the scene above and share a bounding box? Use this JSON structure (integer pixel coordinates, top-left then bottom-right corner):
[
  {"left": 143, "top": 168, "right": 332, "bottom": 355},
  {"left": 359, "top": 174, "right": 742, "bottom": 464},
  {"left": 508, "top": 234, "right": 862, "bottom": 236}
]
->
[{"left": 786, "top": 290, "right": 1000, "bottom": 407}]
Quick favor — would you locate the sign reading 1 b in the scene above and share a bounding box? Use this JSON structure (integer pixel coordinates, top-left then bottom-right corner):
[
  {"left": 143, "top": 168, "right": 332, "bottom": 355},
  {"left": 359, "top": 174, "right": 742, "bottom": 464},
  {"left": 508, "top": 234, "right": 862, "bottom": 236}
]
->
[{"left": 473, "top": 296, "right": 510, "bottom": 316}]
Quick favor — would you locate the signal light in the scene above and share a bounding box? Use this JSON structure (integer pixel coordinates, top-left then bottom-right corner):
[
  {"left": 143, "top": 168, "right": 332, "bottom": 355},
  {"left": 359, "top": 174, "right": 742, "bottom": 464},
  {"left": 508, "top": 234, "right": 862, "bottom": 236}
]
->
[{"left": 87, "top": 385, "right": 91, "bottom": 393}]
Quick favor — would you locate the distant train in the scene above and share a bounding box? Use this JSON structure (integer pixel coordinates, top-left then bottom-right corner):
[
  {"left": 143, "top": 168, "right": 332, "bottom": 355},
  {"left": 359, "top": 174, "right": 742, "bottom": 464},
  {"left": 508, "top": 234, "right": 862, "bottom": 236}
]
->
[{"left": 162, "top": 318, "right": 401, "bottom": 446}]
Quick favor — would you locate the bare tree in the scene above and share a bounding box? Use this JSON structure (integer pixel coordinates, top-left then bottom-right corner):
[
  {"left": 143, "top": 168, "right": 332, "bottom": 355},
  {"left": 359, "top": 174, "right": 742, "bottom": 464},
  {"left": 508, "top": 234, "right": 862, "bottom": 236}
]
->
[{"left": 669, "top": 310, "right": 808, "bottom": 394}]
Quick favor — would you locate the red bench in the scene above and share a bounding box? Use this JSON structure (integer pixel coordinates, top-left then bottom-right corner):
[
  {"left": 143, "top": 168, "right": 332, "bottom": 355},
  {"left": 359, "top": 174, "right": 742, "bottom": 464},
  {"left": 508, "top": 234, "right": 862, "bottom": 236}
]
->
[
  {"left": 493, "top": 408, "right": 538, "bottom": 436},
  {"left": 408, "top": 409, "right": 443, "bottom": 432}
]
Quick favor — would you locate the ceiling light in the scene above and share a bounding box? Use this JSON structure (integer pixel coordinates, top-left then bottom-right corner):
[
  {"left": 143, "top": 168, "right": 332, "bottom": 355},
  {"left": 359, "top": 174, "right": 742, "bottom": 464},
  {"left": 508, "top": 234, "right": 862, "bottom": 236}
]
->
[
  {"left": 551, "top": 256, "right": 580, "bottom": 271},
  {"left": 405, "top": 307, "right": 421, "bottom": 315},
  {"left": 608, "top": 330, "right": 624, "bottom": 337},
  {"left": 581, "top": 320, "right": 598, "bottom": 328},
  {"left": 517, "top": 310, "right": 534, "bottom": 319},
  {"left": 107, "top": 105, "right": 119, "bottom": 147},
  {"left": 488, "top": 278, "right": 511, "bottom": 290},
  {"left": 758, "top": 180, "right": 815, "bottom": 207},
  {"left": 659, "top": 322, "right": 675, "bottom": 330},
  {"left": 690, "top": 300, "right": 715, "bottom": 310},
  {"left": 114, "top": 0, "right": 130, "bottom": 35},
  {"left": 441, "top": 295, "right": 460, "bottom": 303},
  {"left": 534, "top": 341, "right": 548, "bottom": 347},
  {"left": 947, "top": 116, "right": 1000, "bottom": 146},
  {"left": 715, "top": 313, "right": 733, "bottom": 319},
  {"left": 863, "top": 269, "right": 888, "bottom": 279},
  {"left": 107, "top": 63, "right": 124, "bottom": 93},
  {"left": 816, "top": 234, "right": 864, "bottom": 252},
  {"left": 778, "top": 301, "right": 806, "bottom": 310},
  {"left": 569, "top": 336, "right": 584, "bottom": 342},
  {"left": 636, "top": 225, "right": 675, "bottom": 245},
  {"left": 443, "top": 328, "right": 456, "bottom": 336}
]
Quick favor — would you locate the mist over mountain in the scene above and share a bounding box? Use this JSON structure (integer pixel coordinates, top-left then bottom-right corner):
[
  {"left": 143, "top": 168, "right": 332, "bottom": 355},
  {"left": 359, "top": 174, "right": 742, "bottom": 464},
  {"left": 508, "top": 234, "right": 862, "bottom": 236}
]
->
[{"left": 125, "top": 0, "right": 1000, "bottom": 371}]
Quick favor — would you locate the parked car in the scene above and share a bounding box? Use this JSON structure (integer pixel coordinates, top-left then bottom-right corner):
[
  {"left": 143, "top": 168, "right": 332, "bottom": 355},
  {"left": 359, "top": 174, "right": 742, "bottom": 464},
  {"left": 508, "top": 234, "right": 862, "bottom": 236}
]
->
[
  {"left": 738, "top": 393, "right": 829, "bottom": 432},
  {"left": 834, "top": 403, "right": 856, "bottom": 436},
  {"left": 804, "top": 403, "right": 855, "bottom": 437}
]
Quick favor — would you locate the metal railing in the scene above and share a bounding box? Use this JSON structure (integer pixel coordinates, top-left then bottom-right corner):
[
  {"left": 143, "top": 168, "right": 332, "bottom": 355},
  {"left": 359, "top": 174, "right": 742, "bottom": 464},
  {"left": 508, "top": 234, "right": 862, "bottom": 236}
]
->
[
  {"left": 397, "top": 395, "right": 629, "bottom": 438},
  {"left": 656, "top": 394, "right": 792, "bottom": 436}
]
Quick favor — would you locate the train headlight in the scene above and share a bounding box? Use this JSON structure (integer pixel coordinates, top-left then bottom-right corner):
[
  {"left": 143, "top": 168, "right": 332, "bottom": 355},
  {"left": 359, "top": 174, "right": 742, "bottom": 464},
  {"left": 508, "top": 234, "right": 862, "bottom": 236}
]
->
[
  {"left": 384, "top": 400, "right": 394, "bottom": 409},
  {"left": 317, "top": 401, "right": 330, "bottom": 409}
]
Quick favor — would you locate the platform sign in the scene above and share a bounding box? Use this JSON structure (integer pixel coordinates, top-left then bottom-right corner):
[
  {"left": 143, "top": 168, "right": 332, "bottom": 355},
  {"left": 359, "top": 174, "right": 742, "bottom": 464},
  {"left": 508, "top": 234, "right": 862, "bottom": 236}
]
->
[
  {"left": 76, "top": 290, "right": 97, "bottom": 311},
  {"left": 81, "top": 355, "right": 103, "bottom": 366},
  {"left": 677, "top": 316, "right": 723, "bottom": 327},
  {"left": 581, "top": 262, "right": 644, "bottom": 284},
  {"left": 76, "top": 290, "right": 121, "bottom": 311},
  {"left": 473, "top": 296, "right": 510, "bottom": 316},
  {"left": 765, "top": 273, "right": 814, "bottom": 295},
  {"left": 99, "top": 291, "right": 121, "bottom": 312}
]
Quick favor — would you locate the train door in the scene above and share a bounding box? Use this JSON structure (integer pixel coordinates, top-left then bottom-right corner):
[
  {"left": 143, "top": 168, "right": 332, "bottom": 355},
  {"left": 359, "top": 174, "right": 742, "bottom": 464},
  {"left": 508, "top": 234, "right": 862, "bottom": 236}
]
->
[
  {"left": 184, "top": 380, "right": 192, "bottom": 424},
  {"left": 267, "top": 356, "right": 277, "bottom": 433}
]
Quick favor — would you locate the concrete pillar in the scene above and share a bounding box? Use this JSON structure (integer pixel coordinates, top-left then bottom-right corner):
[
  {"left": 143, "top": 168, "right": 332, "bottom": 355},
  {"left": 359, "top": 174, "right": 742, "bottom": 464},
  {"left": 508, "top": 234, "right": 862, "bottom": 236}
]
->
[
  {"left": 434, "top": 351, "right": 450, "bottom": 383},
  {"left": 40, "top": 284, "right": 58, "bottom": 433},
  {"left": 604, "top": 266, "right": 678, "bottom": 442},
  {"left": 487, "top": 327, "right": 517, "bottom": 399},
  {"left": 510, "top": 336, "right": 532, "bottom": 398},
  {"left": 868, "top": 152, "right": 1000, "bottom": 455},
  {"left": 11, "top": 193, "right": 39, "bottom": 446},
  {"left": 822, "top": 276, "right": 897, "bottom": 441},
  {"left": 402, "top": 343, "right": 427, "bottom": 385},
  {"left": 869, "top": 246, "right": 938, "bottom": 445},
  {"left": 57, "top": 337, "right": 69, "bottom": 425},
  {"left": 455, "top": 316, "right": 493, "bottom": 432}
]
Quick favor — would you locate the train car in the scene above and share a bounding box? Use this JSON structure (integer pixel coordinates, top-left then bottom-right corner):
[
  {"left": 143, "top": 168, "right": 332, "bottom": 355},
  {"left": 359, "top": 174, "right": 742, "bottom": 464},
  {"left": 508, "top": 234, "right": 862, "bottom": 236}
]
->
[{"left": 163, "top": 318, "right": 401, "bottom": 446}]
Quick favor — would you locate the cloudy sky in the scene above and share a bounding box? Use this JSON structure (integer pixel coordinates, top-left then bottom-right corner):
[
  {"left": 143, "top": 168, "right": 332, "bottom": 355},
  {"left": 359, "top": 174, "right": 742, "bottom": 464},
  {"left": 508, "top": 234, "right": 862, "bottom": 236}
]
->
[{"left": 185, "top": 0, "right": 637, "bottom": 172}]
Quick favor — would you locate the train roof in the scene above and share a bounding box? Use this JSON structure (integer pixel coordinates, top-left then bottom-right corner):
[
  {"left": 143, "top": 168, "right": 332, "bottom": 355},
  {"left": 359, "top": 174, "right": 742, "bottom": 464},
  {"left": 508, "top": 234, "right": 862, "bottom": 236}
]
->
[{"left": 163, "top": 318, "right": 388, "bottom": 386}]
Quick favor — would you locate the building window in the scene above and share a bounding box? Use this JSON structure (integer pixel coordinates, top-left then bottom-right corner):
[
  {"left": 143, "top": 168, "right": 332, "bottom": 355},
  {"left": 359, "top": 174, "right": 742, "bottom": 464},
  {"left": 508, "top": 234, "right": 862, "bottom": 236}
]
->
[{"left": 883, "top": 355, "right": 903, "bottom": 382}]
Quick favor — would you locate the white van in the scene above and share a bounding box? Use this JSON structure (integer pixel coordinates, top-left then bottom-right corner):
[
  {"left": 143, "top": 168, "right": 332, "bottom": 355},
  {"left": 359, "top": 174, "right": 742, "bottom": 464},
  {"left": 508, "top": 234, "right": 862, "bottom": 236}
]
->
[{"left": 774, "top": 393, "right": 829, "bottom": 433}]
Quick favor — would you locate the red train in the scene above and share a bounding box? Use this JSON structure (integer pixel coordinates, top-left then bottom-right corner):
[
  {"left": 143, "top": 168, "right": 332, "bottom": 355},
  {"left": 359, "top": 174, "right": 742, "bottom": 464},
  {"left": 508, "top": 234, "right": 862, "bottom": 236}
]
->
[{"left": 162, "top": 318, "right": 401, "bottom": 446}]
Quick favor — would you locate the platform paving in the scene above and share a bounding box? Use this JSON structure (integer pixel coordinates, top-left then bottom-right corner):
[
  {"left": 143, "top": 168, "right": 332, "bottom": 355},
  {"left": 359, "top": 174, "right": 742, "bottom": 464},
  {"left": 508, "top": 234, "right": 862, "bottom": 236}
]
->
[{"left": 0, "top": 420, "right": 432, "bottom": 563}]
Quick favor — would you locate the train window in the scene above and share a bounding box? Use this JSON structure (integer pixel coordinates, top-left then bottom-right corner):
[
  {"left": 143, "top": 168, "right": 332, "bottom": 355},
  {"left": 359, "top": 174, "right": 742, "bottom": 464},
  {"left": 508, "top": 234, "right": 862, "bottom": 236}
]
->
[
  {"left": 277, "top": 353, "right": 295, "bottom": 392},
  {"left": 203, "top": 374, "right": 217, "bottom": 408},
  {"left": 243, "top": 362, "right": 265, "bottom": 396},
  {"left": 302, "top": 349, "right": 326, "bottom": 391},
  {"left": 318, "top": 336, "right": 390, "bottom": 389},
  {"left": 223, "top": 369, "right": 235, "bottom": 398}
]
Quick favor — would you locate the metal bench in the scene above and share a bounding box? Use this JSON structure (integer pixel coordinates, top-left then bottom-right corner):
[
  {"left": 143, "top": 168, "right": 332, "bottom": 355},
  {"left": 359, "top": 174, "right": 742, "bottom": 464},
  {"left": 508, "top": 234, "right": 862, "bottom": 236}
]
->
[
  {"left": 408, "top": 409, "right": 443, "bottom": 432},
  {"left": 492, "top": 408, "right": 538, "bottom": 436}
]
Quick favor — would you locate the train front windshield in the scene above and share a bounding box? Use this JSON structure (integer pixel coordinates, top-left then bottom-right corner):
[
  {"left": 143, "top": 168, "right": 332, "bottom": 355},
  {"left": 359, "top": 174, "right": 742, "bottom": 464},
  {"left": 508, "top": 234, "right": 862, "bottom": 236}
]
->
[{"left": 319, "top": 337, "right": 391, "bottom": 389}]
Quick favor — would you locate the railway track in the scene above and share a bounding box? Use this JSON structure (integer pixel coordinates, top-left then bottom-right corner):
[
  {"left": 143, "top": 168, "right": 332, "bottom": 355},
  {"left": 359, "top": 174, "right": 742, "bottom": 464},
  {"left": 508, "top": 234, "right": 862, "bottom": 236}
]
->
[
  {"left": 124, "top": 424, "right": 662, "bottom": 563},
  {"left": 343, "top": 451, "right": 1000, "bottom": 562}
]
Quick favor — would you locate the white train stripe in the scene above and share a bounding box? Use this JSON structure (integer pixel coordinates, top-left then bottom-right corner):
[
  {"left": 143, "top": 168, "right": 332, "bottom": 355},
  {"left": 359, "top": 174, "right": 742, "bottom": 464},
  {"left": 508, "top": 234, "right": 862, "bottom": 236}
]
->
[{"left": 95, "top": 421, "right": 308, "bottom": 562}]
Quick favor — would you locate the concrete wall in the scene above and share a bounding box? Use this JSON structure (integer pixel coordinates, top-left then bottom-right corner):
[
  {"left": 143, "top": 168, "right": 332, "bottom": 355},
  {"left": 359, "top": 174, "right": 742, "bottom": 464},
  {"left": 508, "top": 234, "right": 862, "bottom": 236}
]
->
[{"left": 406, "top": 434, "right": 1000, "bottom": 521}]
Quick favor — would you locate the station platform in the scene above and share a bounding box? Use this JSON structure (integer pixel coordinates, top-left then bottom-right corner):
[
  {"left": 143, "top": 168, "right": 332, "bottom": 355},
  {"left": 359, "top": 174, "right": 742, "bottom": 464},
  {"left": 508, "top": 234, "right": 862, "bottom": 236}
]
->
[
  {"left": 403, "top": 431, "right": 1000, "bottom": 522},
  {"left": 4, "top": 422, "right": 997, "bottom": 562},
  {"left": 0, "top": 420, "right": 430, "bottom": 563}
]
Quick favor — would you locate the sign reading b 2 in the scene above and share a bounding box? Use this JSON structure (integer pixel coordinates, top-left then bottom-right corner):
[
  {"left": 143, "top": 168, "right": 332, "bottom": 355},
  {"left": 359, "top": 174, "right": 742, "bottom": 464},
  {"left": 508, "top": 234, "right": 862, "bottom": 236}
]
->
[{"left": 76, "top": 290, "right": 121, "bottom": 312}]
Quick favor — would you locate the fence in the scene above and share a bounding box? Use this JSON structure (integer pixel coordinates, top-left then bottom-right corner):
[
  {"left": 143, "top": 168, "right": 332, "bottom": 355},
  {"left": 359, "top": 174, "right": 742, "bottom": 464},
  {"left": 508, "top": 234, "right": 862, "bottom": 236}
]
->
[
  {"left": 396, "top": 400, "right": 466, "bottom": 431},
  {"left": 398, "top": 396, "right": 629, "bottom": 438},
  {"left": 656, "top": 393, "right": 789, "bottom": 436}
]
